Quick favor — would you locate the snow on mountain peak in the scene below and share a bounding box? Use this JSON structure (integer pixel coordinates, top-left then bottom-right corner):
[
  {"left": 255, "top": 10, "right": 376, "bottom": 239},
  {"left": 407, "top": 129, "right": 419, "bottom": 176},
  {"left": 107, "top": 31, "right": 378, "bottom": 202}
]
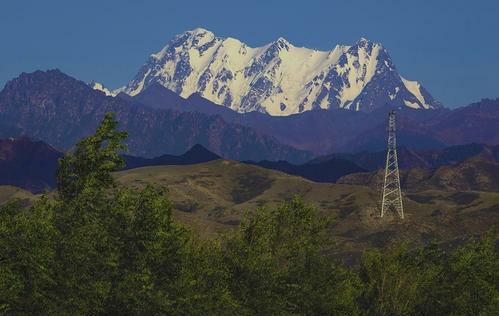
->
[
  {"left": 89, "top": 81, "right": 115, "bottom": 96},
  {"left": 190, "top": 27, "right": 212, "bottom": 35},
  {"left": 356, "top": 37, "right": 371, "bottom": 44},
  {"left": 274, "top": 37, "right": 291, "bottom": 47},
  {"left": 107, "top": 28, "right": 441, "bottom": 115}
]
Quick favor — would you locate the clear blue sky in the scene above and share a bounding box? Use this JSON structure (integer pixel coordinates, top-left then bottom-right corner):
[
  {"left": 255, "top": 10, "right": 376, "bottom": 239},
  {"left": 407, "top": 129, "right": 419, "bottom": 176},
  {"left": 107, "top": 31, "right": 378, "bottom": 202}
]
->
[{"left": 1, "top": 0, "right": 498, "bottom": 108}]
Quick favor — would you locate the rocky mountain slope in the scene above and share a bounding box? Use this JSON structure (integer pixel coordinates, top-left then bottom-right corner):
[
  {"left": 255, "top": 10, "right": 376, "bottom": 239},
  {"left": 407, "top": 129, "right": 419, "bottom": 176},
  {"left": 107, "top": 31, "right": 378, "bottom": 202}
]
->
[
  {"left": 125, "top": 83, "right": 499, "bottom": 155},
  {"left": 126, "top": 83, "right": 444, "bottom": 153},
  {"left": 101, "top": 28, "right": 441, "bottom": 115},
  {"left": 0, "top": 70, "right": 310, "bottom": 162}
]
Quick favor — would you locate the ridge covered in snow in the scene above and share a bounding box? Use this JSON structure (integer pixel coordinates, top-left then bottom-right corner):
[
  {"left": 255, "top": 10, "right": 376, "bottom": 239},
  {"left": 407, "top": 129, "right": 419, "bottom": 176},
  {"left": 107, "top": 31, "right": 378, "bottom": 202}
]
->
[
  {"left": 101, "top": 28, "right": 442, "bottom": 115},
  {"left": 90, "top": 81, "right": 114, "bottom": 97}
]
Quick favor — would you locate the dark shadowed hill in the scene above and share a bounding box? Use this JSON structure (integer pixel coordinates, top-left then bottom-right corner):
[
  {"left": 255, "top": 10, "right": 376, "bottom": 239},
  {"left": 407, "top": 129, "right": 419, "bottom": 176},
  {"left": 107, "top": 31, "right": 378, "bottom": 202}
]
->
[
  {"left": 420, "top": 98, "right": 499, "bottom": 146},
  {"left": 244, "top": 158, "right": 366, "bottom": 183},
  {"left": 0, "top": 137, "right": 220, "bottom": 193},
  {"left": 313, "top": 143, "right": 499, "bottom": 171},
  {"left": 123, "top": 144, "right": 220, "bottom": 169},
  {"left": 0, "top": 138, "right": 61, "bottom": 192}
]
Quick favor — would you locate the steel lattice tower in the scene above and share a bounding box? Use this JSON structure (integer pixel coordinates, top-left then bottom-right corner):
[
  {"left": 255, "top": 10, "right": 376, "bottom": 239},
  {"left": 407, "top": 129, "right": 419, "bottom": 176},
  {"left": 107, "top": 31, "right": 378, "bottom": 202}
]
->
[{"left": 381, "top": 110, "right": 404, "bottom": 219}]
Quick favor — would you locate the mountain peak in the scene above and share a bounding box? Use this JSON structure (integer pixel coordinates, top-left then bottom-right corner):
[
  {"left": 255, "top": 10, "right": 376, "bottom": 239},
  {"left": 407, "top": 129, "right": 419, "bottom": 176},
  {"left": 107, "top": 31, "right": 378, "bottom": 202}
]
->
[
  {"left": 4, "top": 69, "right": 83, "bottom": 95},
  {"left": 116, "top": 30, "right": 441, "bottom": 115},
  {"left": 0, "top": 137, "right": 61, "bottom": 193},
  {"left": 275, "top": 36, "right": 290, "bottom": 44},
  {"left": 353, "top": 37, "right": 380, "bottom": 50},
  {"left": 271, "top": 37, "right": 292, "bottom": 50},
  {"left": 89, "top": 81, "right": 115, "bottom": 96},
  {"left": 151, "top": 27, "right": 217, "bottom": 60},
  {"left": 183, "top": 144, "right": 220, "bottom": 160},
  {"left": 186, "top": 27, "right": 215, "bottom": 39}
]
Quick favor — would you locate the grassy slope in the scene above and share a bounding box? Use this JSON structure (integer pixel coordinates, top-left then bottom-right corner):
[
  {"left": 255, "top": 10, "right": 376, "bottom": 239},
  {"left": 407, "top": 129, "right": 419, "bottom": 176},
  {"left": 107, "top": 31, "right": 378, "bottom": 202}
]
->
[
  {"left": 1, "top": 159, "right": 496, "bottom": 263},
  {"left": 0, "top": 185, "right": 35, "bottom": 205},
  {"left": 338, "top": 157, "right": 499, "bottom": 192},
  {"left": 114, "top": 160, "right": 499, "bottom": 261}
]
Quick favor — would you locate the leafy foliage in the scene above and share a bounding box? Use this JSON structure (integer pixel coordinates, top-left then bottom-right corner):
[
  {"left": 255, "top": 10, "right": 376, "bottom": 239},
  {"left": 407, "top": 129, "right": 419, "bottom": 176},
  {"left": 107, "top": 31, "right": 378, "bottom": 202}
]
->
[
  {"left": 0, "top": 113, "right": 497, "bottom": 315},
  {"left": 0, "top": 198, "right": 57, "bottom": 315},
  {"left": 359, "top": 236, "right": 499, "bottom": 316},
  {"left": 222, "top": 198, "right": 361, "bottom": 315},
  {"left": 56, "top": 112, "right": 128, "bottom": 201}
]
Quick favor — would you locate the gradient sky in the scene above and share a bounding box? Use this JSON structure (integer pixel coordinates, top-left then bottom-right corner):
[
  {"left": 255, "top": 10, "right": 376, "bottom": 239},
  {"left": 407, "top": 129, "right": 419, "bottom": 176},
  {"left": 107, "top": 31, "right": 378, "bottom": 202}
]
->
[{"left": 1, "top": 0, "right": 498, "bottom": 108}]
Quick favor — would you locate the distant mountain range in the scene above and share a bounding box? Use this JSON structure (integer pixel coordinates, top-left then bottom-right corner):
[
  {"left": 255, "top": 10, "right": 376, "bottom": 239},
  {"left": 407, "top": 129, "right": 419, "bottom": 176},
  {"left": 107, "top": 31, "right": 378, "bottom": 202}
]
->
[
  {"left": 334, "top": 144, "right": 499, "bottom": 192},
  {"left": 313, "top": 143, "right": 499, "bottom": 171},
  {"left": 247, "top": 143, "right": 499, "bottom": 185},
  {"left": 94, "top": 28, "right": 441, "bottom": 115},
  {"left": 122, "top": 82, "right": 499, "bottom": 155},
  {"left": 0, "top": 136, "right": 370, "bottom": 192},
  {"left": 1, "top": 70, "right": 499, "bottom": 161},
  {"left": 0, "top": 70, "right": 309, "bottom": 162}
]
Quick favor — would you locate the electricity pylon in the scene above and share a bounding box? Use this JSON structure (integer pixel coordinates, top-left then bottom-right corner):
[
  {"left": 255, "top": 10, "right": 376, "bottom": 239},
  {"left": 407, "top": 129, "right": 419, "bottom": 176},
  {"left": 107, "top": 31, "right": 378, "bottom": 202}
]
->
[{"left": 380, "top": 110, "right": 404, "bottom": 219}]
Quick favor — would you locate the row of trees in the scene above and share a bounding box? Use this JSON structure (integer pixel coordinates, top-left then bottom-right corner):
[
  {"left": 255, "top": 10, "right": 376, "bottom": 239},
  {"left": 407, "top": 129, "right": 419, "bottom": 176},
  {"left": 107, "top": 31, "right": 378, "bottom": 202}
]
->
[{"left": 1, "top": 114, "right": 497, "bottom": 315}]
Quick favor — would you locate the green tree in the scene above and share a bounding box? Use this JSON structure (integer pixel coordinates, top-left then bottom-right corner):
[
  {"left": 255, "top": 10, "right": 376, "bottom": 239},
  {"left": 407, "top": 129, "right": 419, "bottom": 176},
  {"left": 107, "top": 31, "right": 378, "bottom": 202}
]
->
[
  {"left": 359, "top": 243, "right": 445, "bottom": 316},
  {"left": 222, "top": 197, "right": 361, "bottom": 315},
  {"left": 49, "top": 113, "right": 130, "bottom": 314},
  {"left": 100, "top": 186, "right": 190, "bottom": 315},
  {"left": 0, "top": 113, "right": 235, "bottom": 315},
  {"left": 445, "top": 234, "right": 499, "bottom": 316},
  {"left": 56, "top": 112, "right": 127, "bottom": 201},
  {"left": 0, "top": 198, "right": 57, "bottom": 315},
  {"left": 358, "top": 235, "right": 499, "bottom": 316},
  {"left": 169, "top": 236, "right": 242, "bottom": 315},
  {"left": 50, "top": 113, "right": 192, "bottom": 315}
]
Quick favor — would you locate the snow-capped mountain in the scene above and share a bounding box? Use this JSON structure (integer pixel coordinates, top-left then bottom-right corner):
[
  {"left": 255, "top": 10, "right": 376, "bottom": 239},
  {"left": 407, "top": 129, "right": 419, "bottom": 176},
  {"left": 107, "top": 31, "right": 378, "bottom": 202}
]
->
[
  {"left": 89, "top": 81, "right": 114, "bottom": 96},
  {"left": 102, "top": 28, "right": 441, "bottom": 115}
]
